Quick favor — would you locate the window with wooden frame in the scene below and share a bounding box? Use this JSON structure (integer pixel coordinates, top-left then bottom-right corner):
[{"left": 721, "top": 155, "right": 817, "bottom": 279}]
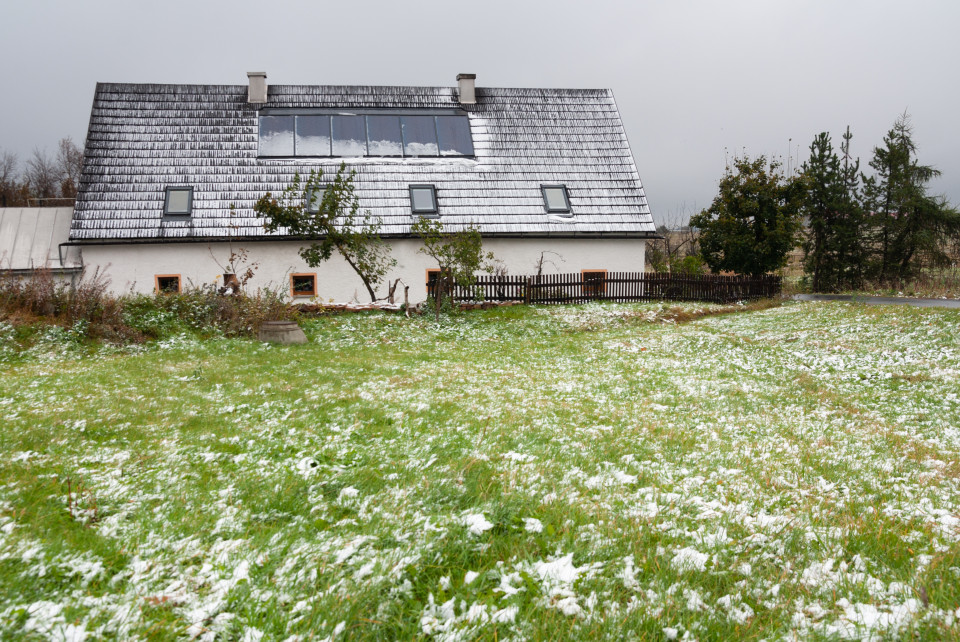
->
[
  {"left": 582, "top": 269, "right": 607, "bottom": 296},
  {"left": 425, "top": 268, "right": 441, "bottom": 298},
  {"left": 155, "top": 274, "right": 182, "bottom": 294},
  {"left": 290, "top": 273, "right": 317, "bottom": 297}
]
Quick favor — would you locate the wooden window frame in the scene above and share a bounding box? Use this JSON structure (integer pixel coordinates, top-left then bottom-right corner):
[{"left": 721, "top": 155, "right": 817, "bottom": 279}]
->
[
  {"left": 155, "top": 274, "right": 182, "bottom": 294},
  {"left": 290, "top": 273, "right": 317, "bottom": 297},
  {"left": 425, "top": 268, "right": 441, "bottom": 297},
  {"left": 582, "top": 269, "right": 607, "bottom": 296}
]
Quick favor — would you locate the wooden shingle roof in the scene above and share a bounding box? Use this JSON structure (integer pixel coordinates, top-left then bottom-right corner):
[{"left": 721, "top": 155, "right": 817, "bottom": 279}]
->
[{"left": 71, "top": 82, "right": 657, "bottom": 241}]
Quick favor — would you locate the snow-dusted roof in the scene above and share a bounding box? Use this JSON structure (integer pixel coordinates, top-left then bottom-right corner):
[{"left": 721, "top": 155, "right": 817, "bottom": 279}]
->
[{"left": 71, "top": 82, "right": 657, "bottom": 241}]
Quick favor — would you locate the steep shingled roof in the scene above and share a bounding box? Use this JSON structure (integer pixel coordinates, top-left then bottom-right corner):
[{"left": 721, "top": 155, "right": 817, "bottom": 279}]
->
[{"left": 71, "top": 82, "right": 656, "bottom": 241}]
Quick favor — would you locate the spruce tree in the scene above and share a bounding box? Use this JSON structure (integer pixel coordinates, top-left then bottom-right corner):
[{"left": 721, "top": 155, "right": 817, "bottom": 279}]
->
[
  {"left": 799, "top": 128, "right": 865, "bottom": 291},
  {"left": 837, "top": 127, "right": 867, "bottom": 287},
  {"left": 862, "top": 113, "right": 960, "bottom": 281}
]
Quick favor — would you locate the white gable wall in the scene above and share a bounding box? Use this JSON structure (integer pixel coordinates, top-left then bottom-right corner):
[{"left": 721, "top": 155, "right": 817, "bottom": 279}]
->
[{"left": 77, "top": 237, "right": 646, "bottom": 302}]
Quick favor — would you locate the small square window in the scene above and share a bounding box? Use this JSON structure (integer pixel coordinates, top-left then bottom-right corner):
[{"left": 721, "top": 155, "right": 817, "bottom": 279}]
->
[
  {"left": 582, "top": 270, "right": 607, "bottom": 296},
  {"left": 290, "top": 273, "right": 317, "bottom": 297},
  {"left": 426, "top": 268, "right": 442, "bottom": 298},
  {"left": 164, "top": 187, "right": 193, "bottom": 216},
  {"left": 155, "top": 275, "right": 181, "bottom": 294},
  {"left": 541, "top": 185, "right": 571, "bottom": 215},
  {"left": 410, "top": 185, "right": 438, "bottom": 216}
]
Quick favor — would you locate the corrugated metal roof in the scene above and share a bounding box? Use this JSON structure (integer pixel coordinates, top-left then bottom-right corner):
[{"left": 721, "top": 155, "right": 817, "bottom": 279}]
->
[
  {"left": 1, "top": 208, "right": 81, "bottom": 270},
  {"left": 71, "top": 83, "right": 657, "bottom": 241}
]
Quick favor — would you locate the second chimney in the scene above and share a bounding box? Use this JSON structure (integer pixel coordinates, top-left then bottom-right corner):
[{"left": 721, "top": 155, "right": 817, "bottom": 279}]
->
[
  {"left": 247, "top": 71, "right": 267, "bottom": 104},
  {"left": 457, "top": 73, "right": 476, "bottom": 105}
]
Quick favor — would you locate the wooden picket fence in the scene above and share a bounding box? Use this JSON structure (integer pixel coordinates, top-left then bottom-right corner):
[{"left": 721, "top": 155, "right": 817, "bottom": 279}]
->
[{"left": 432, "top": 272, "right": 781, "bottom": 304}]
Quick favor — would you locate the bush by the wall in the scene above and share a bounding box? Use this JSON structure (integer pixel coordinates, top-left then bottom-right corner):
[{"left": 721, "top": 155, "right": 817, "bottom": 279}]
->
[{"left": 0, "top": 270, "right": 296, "bottom": 350}]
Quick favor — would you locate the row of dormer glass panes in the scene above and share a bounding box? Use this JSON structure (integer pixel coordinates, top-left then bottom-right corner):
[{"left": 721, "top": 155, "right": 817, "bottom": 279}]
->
[{"left": 259, "top": 114, "right": 474, "bottom": 158}]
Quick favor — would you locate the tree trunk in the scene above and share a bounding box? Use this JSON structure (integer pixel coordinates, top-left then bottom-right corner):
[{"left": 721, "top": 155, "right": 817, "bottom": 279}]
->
[{"left": 339, "top": 252, "right": 378, "bottom": 302}]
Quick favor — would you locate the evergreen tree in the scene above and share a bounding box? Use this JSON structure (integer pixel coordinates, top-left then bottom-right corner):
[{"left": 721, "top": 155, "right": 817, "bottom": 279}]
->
[
  {"left": 837, "top": 127, "right": 867, "bottom": 286},
  {"left": 691, "top": 155, "right": 802, "bottom": 277},
  {"left": 861, "top": 113, "right": 960, "bottom": 280},
  {"left": 799, "top": 128, "right": 865, "bottom": 291}
]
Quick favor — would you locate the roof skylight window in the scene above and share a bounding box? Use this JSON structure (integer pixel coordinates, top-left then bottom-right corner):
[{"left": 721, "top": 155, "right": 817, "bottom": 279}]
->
[
  {"left": 401, "top": 116, "right": 439, "bottom": 156},
  {"left": 436, "top": 116, "right": 474, "bottom": 156},
  {"left": 332, "top": 115, "right": 367, "bottom": 157},
  {"left": 259, "top": 116, "right": 295, "bottom": 156},
  {"left": 367, "top": 116, "right": 403, "bottom": 156},
  {"left": 304, "top": 186, "right": 323, "bottom": 214},
  {"left": 409, "top": 185, "right": 438, "bottom": 216},
  {"left": 295, "top": 115, "right": 331, "bottom": 156},
  {"left": 164, "top": 186, "right": 193, "bottom": 216},
  {"left": 258, "top": 111, "right": 473, "bottom": 159},
  {"left": 541, "top": 185, "right": 571, "bottom": 216}
]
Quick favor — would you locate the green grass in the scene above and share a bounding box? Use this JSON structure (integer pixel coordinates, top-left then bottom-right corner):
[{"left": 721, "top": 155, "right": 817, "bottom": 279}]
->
[{"left": 1, "top": 301, "right": 959, "bottom": 640}]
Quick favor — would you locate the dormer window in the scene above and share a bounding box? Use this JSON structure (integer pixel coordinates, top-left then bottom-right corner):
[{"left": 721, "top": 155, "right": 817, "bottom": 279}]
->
[
  {"left": 541, "top": 185, "right": 571, "bottom": 216},
  {"left": 409, "top": 185, "right": 438, "bottom": 216},
  {"left": 164, "top": 186, "right": 193, "bottom": 216}
]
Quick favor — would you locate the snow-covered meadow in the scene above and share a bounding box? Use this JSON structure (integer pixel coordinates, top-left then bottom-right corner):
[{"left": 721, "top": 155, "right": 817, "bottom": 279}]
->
[{"left": 1, "top": 301, "right": 958, "bottom": 640}]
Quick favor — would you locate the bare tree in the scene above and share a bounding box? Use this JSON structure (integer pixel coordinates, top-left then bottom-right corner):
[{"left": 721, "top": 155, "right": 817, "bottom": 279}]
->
[
  {"left": 25, "top": 147, "right": 60, "bottom": 200},
  {"left": 0, "top": 150, "right": 16, "bottom": 187},
  {"left": 0, "top": 150, "right": 19, "bottom": 206},
  {"left": 533, "top": 250, "right": 565, "bottom": 282},
  {"left": 647, "top": 206, "right": 700, "bottom": 273},
  {"left": 57, "top": 137, "right": 84, "bottom": 198}
]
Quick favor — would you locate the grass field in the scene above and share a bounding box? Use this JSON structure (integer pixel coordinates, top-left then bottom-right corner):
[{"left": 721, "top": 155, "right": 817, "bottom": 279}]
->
[{"left": 1, "top": 301, "right": 959, "bottom": 641}]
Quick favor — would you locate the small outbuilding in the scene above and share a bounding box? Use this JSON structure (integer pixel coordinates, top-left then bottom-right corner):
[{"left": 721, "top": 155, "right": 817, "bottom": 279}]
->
[{"left": 0, "top": 207, "right": 82, "bottom": 284}]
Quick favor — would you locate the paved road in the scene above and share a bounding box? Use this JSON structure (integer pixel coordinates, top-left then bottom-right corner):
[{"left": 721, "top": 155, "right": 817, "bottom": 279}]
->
[{"left": 793, "top": 294, "right": 960, "bottom": 309}]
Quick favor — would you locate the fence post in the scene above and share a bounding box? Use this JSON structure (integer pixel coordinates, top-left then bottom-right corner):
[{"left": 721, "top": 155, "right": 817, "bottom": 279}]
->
[{"left": 524, "top": 276, "right": 531, "bottom": 304}]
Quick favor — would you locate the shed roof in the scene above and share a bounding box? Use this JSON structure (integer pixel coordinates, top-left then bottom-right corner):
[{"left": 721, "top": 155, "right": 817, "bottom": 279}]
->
[
  {"left": 1, "top": 208, "right": 81, "bottom": 271},
  {"left": 71, "top": 82, "right": 657, "bottom": 241}
]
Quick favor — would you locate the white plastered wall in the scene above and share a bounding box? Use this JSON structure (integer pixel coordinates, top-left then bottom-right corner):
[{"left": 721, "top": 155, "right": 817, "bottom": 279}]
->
[{"left": 78, "top": 237, "right": 646, "bottom": 302}]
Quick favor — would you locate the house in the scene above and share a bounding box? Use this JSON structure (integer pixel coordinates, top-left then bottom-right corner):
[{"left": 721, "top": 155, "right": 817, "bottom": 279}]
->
[{"left": 65, "top": 73, "right": 657, "bottom": 300}]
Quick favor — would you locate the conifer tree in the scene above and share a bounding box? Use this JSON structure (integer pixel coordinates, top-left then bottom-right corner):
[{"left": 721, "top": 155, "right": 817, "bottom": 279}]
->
[
  {"left": 799, "top": 128, "right": 865, "bottom": 291},
  {"left": 861, "top": 113, "right": 960, "bottom": 280}
]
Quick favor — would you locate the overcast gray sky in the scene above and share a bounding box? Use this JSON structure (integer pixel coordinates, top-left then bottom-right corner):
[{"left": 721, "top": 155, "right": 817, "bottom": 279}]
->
[{"left": 4, "top": 0, "right": 958, "bottom": 223}]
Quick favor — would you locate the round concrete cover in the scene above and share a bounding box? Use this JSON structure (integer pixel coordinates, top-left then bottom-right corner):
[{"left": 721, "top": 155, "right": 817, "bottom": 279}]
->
[{"left": 257, "top": 321, "right": 307, "bottom": 344}]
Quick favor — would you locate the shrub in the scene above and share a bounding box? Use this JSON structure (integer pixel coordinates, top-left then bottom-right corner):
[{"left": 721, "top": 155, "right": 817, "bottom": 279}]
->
[
  {"left": 122, "top": 285, "right": 294, "bottom": 339},
  {"left": 1, "top": 269, "right": 297, "bottom": 349},
  {"left": 674, "top": 255, "right": 706, "bottom": 276}
]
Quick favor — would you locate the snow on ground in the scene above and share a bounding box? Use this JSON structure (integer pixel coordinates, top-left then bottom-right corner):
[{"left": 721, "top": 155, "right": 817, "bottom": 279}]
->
[{"left": 0, "top": 301, "right": 958, "bottom": 639}]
